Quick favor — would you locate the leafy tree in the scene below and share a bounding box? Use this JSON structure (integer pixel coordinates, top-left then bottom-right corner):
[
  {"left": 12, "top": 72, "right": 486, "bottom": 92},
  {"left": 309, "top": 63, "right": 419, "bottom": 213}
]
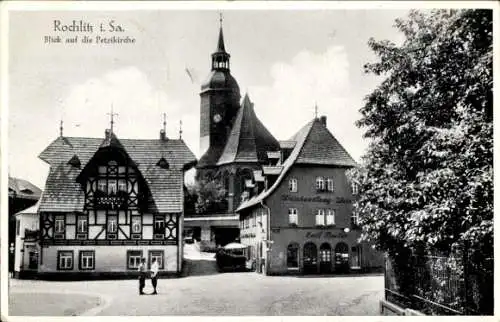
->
[
  {"left": 353, "top": 9, "right": 493, "bottom": 258},
  {"left": 190, "top": 171, "right": 228, "bottom": 214}
]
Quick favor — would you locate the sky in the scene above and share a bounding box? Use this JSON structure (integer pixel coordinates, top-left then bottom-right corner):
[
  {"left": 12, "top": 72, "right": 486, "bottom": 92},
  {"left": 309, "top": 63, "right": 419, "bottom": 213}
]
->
[{"left": 7, "top": 8, "right": 409, "bottom": 189}]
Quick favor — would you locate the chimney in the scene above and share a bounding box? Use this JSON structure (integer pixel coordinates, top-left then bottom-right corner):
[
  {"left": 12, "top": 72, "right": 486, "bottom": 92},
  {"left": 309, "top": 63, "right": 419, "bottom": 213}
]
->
[
  {"left": 160, "top": 129, "right": 167, "bottom": 141},
  {"left": 320, "top": 115, "right": 327, "bottom": 126},
  {"left": 105, "top": 129, "right": 111, "bottom": 139}
]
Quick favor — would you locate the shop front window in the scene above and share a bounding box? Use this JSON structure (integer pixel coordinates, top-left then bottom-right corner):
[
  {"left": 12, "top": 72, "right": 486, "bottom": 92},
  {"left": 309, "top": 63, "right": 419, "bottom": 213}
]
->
[
  {"left": 303, "top": 242, "right": 318, "bottom": 274},
  {"left": 334, "top": 242, "right": 349, "bottom": 273}
]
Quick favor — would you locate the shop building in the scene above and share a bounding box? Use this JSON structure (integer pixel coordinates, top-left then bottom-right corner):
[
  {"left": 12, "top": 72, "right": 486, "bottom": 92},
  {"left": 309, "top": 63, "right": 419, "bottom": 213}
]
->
[
  {"left": 186, "top": 21, "right": 280, "bottom": 248},
  {"left": 36, "top": 127, "right": 196, "bottom": 278},
  {"left": 237, "top": 116, "right": 384, "bottom": 275}
]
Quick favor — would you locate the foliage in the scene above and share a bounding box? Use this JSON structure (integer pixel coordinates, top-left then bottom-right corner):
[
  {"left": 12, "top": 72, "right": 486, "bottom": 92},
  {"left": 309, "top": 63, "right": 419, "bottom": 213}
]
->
[
  {"left": 188, "top": 171, "right": 228, "bottom": 215},
  {"left": 353, "top": 9, "right": 493, "bottom": 259}
]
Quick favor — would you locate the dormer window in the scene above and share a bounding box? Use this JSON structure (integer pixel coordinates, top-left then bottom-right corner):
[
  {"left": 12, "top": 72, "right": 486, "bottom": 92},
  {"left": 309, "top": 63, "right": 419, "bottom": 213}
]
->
[
  {"left": 68, "top": 154, "right": 81, "bottom": 168},
  {"left": 157, "top": 157, "right": 170, "bottom": 169}
]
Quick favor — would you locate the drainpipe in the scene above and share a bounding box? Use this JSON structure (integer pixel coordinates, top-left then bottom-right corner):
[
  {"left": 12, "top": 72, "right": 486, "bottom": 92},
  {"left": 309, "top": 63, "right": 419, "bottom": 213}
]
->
[{"left": 260, "top": 201, "right": 271, "bottom": 274}]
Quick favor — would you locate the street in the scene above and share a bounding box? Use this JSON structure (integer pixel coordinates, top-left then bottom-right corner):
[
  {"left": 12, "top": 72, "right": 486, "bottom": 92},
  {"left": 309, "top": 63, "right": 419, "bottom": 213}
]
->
[{"left": 8, "top": 244, "right": 384, "bottom": 316}]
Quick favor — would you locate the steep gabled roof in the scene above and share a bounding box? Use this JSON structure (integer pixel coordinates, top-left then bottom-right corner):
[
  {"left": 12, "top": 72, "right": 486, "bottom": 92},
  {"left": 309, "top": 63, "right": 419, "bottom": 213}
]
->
[
  {"left": 39, "top": 163, "right": 85, "bottom": 212},
  {"left": 236, "top": 118, "right": 357, "bottom": 212},
  {"left": 217, "top": 94, "right": 280, "bottom": 165},
  {"left": 295, "top": 119, "right": 357, "bottom": 167},
  {"left": 38, "top": 133, "right": 197, "bottom": 213}
]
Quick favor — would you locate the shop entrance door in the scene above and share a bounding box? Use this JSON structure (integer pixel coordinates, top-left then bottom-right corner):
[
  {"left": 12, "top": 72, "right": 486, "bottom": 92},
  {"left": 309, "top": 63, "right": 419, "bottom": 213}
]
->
[
  {"left": 28, "top": 251, "right": 38, "bottom": 270},
  {"left": 334, "top": 242, "right": 350, "bottom": 273},
  {"left": 303, "top": 242, "right": 318, "bottom": 274},
  {"left": 319, "top": 243, "right": 332, "bottom": 273}
]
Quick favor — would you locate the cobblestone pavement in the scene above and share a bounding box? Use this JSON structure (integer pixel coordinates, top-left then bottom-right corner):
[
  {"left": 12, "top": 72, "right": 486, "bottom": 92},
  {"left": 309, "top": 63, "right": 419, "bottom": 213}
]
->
[{"left": 8, "top": 244, "right": 384, "bottom": 316}]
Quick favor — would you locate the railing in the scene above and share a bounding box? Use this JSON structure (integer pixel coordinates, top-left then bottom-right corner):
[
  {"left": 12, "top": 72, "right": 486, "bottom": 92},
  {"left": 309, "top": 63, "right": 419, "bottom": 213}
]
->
[{"left": 384, "top": 252, "right": 493, "bottom": 315}]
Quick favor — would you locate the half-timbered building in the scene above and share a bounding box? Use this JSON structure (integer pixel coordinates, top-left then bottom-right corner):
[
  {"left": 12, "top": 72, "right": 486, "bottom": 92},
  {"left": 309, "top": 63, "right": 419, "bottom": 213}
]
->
[{"left": 37, "top": 128, "right": 196, "bottom": 278}]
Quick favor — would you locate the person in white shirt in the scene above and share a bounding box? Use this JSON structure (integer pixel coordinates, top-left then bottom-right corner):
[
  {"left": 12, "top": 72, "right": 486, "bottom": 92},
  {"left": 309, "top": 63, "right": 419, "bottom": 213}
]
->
[{"left": 150, "top": 258, "right": 159, "bottom": 295}]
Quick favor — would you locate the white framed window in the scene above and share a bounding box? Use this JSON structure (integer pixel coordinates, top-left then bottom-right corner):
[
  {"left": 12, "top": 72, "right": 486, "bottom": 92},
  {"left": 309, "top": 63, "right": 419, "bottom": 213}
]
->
[
  {"left": 108, "top": 181, "right": 117, "bottom": 194},
  {"left": 118, "top": 180, "right": 127, "bottom": 192},
  {"left": 288, "top": 208, "right": 298, "bottom": 225},
  {"left": 127, "top": 250, "right": 143, "bottom": 269},
  {"left": 351, "top": 212, "right": 359, "bottom": 226},
  {"left": 316, "top": 177, "right": 325, "bottom": 191},
  {"left": 149, "top": 250, "right": 164, "bottom": 269},
  {"left": 55, "top": 216, "right": 65, "bottom": 233},
  {"left": 316, "top": 209, "right": 325, "bottom": 226},
  {"left": 57, "top": 251, "right": 73, "bottom": 270},
  {"left": 351, "top": 182, "right": 359, "bottom": 195},
  {"left": 77, "top": 216, "right": 87, "bottom": 233},
  {"left": 98, "top": 179, "right": 106, "bottom": 192},
  {"left": 154, "top": 215, "right": 165, "bottom": 237},
  {"left": 79, "top": 251, "right": 95, "bottom": 270},
  {"left": 326, "top": 209, "right": 336, "bottom": 226},
  {"left": 326, "top": 178, "right": 334, "bottom": 192},
  {"left": 289, "top": 178, "right": 298, "bottom": 192},
  {"left": 107, "top": 215, "right": 117, "bottom": 233},
  {"left": 131, "top": 217, "right": 141, "bottom": 233}
]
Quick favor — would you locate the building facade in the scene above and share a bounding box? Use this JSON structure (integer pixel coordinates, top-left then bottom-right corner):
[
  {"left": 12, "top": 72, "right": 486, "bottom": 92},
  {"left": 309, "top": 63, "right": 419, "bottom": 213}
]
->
[
  {"left": 186, "top": 23, "right": 280, "bottom": 248},
  {"left": 36, "top": 128, "right": 196, "bottom": 278},
  {"left": 237, "top": 117, "right": 384, "bottom": 275},
  {"left": 13, "top": 201, "right": 40, "bottom": 278},
  {"left": 8, "top": 177, "right": 41, "bottom": 274}
]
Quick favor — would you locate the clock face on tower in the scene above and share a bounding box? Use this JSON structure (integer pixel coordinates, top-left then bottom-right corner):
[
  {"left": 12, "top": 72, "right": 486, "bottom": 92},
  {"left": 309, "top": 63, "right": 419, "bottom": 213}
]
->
[{"left": 213, "top": 113, "right": 222, "bottom": 123}]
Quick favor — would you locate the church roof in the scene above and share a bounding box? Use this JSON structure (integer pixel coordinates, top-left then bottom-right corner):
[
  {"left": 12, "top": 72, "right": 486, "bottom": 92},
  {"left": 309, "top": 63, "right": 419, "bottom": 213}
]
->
[
  {"left": 200, "top": 70, "right": 240, "bottom": 92},
  {"left": 217, "top": 94, "right": 280, "bottom": 166},
  {"left": 38, "top": 133, "right": 197, "bottom": 213},
  {"left": 236, "top": 117, "right": 357, "bottom": 212}
]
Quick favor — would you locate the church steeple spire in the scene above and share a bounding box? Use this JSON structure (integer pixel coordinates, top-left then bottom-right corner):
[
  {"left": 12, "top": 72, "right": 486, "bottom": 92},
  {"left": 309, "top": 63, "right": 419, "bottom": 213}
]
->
[
  {"left": 211, "top": 13, "right": 230, "bottom": 71},
  {"left": 216, "top": 13, "right": 226, "bottom": 53}
]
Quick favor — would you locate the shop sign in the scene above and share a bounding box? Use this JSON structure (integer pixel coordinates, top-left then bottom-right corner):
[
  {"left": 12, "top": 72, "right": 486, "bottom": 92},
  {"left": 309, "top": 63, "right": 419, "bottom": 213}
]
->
[
  {"left": 305, "top": 231, "right": 347, "bottom": 239},
  {"left": 281, "top": 195, "right": 351, "bottom": 205}
]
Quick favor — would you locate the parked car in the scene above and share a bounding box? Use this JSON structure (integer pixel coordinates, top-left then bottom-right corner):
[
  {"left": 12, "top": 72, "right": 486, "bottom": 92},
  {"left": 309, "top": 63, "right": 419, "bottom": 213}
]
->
[
  {"left": 184, "top": 235, "right": 194, "bottom": 244},
  {"left": 215, "top": 249, "right": 247, "bottom": 272}
]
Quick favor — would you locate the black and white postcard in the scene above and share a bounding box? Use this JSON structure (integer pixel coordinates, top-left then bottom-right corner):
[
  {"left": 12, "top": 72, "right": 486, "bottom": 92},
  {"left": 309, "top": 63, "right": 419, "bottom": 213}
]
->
[{"left": 1, "top": 1, "right": 497, "bottom": 320}]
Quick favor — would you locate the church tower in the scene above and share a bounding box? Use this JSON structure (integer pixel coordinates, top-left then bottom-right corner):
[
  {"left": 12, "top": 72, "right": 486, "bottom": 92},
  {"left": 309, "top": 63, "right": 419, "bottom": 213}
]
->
[{"left": 197, "top": 18, "right": 241, "bottom": 169}]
